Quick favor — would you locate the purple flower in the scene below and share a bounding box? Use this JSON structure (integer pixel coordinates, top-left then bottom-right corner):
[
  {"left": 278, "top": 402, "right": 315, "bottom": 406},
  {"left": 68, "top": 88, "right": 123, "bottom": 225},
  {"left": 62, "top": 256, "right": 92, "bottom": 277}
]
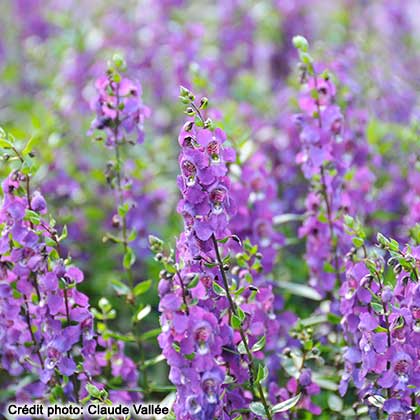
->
[
  {"left": 89, "top": 72, "right": 150, "bottom": 147},
  {"left": 158, "top": 96, "right": 277, "bottom": 418},
  {"left": 340, "top": 238, "right": 420, "bottom": 412},
  {"left": 0, "top": 172, "right": 95, "bottom": 401}
]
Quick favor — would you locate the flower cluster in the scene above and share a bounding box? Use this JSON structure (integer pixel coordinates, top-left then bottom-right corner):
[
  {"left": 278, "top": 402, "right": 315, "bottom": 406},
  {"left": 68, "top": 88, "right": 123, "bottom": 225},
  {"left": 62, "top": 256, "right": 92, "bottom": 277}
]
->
[
  {"left": 6, "top": 1, "right": 420, "bottom": 416},
  {"left": 158, "top": 91, "right": 236, "bottom": 418},
  {"left": 293, "top": 39, "right": 350, "bottom": 297},
  {"left": 89, "top": 55, "right": 150, "bottom": 147},
  {"left": 156, "top": 89, "right": 278, "bottom": 419},
  {"left": 89, "top": 59, "right": 159, "bottom": 402},
  {"left": 340, "top": 231, "right": 420, "bottom": 417},
  {"left": 230, "top": 152, "right": 284, "bottom": 274},
  {"left": 177, "top": 120, "right": 236, "bottom": 251},
  {"left": 0, "top": 169, "right": 94, "bottom": 401}
]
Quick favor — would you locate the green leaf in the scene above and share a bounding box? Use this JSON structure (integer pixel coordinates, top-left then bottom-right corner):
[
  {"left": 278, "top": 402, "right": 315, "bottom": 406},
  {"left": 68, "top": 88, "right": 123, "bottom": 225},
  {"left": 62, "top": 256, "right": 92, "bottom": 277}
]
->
[
  {"left": 45, "top": 237, "right": 57, "bottom": 247},
  {"left": 111, "top": 279, "right": 130, "bottom": 296},
  {"left": 21, "top": 155, "right": 35, "bottom": 175},
  {"left": 140, "top": 328, "right": 161, "bottom": 341},
  {"left": 277, "top": 281, "right": 322, "bottom": 301},
  {"left": 24, "top": 209, "right": 41, "bottom": 225},
  {"left": 236, "top": 306, "right": 246, "bottom": 321},
  {"left": 86, "top": 383, "right": 101, "bottom": 398},
  {"left": 256, "top": 363, "right": 269, "bottom": 383},
  {"left": 328, "top": 394, "right": 343, "bottom": 412},
  {"left": 0, "top": 138, "right": 13, "bottom": 149},
  {"left": 237, "top": 340, "right": 247, "bottom": 354},
  {"left": 273, "top": 213, "right": 304, "bottom": 225},
  {"left": 312, "top": 375, "right": 339, "bottom": 391},
  {"left": 327, "top": 313, "right": 341, "bottom": 325},
  {"left": 103, "top": 331, "right": 135, "bottom": 343},
  {"left": 323, "top": 262, "right": 336, "bottom": 273},
  {"left": 143, "top": 354, "right": 165, "bottom": 368},
  {"left": 59, "top": 225, "right": 68, "bottom": 241},
  {"left": 352, "top": 237, "right": 364, "bottom": 248},
  {"left": 231, "top": 314, "right": 242, "bottom": 330},
  {"left": 371, "top": 302, "right": 384, "bottom": 314},
  {"left": 213, "top": 281, "right": 226, "bottom": 296},
  {"left": 133, "top": 280, "right": 152, "bottom": 296},
  {"left": 344, "top": 214, "right": 354, "bottom": 228},
  {"left": 136, "top": 305, "right": 151, "bottom": 322},
  {"left": 389, "top": 238, "right": 400, "bottom": 252},
  {"left": 374, "top": 325, "right": 388, "bottom": 333},
  {"left": 217, "top": 236, "right": 230, "bottom": 244},
  {"left": 251, "top": 336, "right": 266, "bottom": 352},
  {"left": 123, "top": 247, "right": 136, "bottom": 269},
  {"left": 118, "top": 203, "right": 130, "bottom": 218},
  {"left": 377, "top": 232, "right": 389, "bottom": 246},
  {"left": 128, "top": 229, "right": 137, "bottom": 242},
  {"left": 272, "top": 393, "right": 301, "bottom": 413},
  {"left": 187, "top": 274, "right": 199, "bottom": 289},
  {"left": 249, "top": 402, "right": 267, "bottom": 417},
  {"left": 22, "top": 135, "right": 38, "bottom": 156}
]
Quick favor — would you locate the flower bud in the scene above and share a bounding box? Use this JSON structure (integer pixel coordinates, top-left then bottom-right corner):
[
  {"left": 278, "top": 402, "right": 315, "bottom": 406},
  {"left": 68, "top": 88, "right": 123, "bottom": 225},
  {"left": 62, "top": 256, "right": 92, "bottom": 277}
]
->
[{"left": 293, "top": 35, "right": 309, "bottom": 51}]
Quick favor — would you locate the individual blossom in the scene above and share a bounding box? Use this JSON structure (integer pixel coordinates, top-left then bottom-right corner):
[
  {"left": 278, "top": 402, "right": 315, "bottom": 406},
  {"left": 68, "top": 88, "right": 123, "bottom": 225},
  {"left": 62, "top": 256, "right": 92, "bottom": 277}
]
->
[{"left": 340, "top": 232, "right": 420, "bottom": 416}]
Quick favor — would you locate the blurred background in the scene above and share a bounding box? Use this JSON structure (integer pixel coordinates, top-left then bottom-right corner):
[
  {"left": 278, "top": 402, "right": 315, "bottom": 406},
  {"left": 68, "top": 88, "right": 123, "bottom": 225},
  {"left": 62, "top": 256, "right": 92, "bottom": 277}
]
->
[{"left": 1, "top": 0, "right": 420, "bottom": 413}]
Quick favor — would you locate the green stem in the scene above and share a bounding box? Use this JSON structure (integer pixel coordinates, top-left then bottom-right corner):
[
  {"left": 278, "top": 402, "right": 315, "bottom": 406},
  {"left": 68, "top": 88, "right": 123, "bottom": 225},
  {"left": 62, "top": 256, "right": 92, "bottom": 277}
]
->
[
  {"left": 111, "top": 85, "right": 149, "bottom": 398},
  {"left": 374, "top": 269, "right": 391, "bottom": 400},
  {"left": 23, "top": 298, "right": 44, "bottom": 370},
  {"left": 320, "top": 165, "right": 341, "bottom": 290},
  {"left": 114, "top": 143, "right": 134, "bottom": 289},
  {"left": 211, "top": 234, "right": 272, "bottom": 420}
]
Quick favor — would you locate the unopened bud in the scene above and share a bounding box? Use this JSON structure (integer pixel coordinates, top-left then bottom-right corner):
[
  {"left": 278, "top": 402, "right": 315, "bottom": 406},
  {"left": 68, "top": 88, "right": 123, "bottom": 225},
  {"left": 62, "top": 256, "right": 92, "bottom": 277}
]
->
[
  {"left": 183, "top": 121, "right": 194, "bottom": 132},
  {"left": 185, "top": 107, "right": 195, "bottom": 116},
  {"left": 393, "top": 264, "right": 403, "bottom": 274},
  {"left": 292, "top": 35, "right": 309, "bottom": 52},
  {"left": 112, "top": 214, "right": 121, "bottom": 228},
  {"left": 199, "top": 97, "right": 208, "bottom": 109},
  {"left": 179, "top": 86, "right": 190, "bottom": 97}
]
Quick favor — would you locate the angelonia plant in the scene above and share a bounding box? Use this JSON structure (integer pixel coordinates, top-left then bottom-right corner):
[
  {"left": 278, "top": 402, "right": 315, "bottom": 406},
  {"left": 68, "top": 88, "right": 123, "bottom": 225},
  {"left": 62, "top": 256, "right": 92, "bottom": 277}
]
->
[
  {"left": 341, "top": 218, "right": 420, "bottom": 418},
  {"left": 153, "top": 87, "right": 279, "bottom": 419},
  {"left": 3, "top": 0, "right": 420, "bottom": 416},
  {"left": 88, "top": 56, "right": 159, "bottom": 402},
  {"left": 293, "top": 35, "right": 349, "bottom": 299},
  {"left": 0, "top": 129, "right": 95, "bottom": 402}
]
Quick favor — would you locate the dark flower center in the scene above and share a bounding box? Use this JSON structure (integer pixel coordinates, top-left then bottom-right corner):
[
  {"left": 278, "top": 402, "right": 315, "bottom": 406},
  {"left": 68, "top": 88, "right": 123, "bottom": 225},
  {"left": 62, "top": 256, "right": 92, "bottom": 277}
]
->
[
  {"left": 202, "top": 378, "right": 217, "bottom": 403},
  {"left": 186, "top": 396, "right": 201, "bottom": 415},
  {"left": 210, "top": 188, "right": 226, "bottom": 204},
  {"left": 207, "top": 140, "right": 220, "bottom": 161},
  {"left": 182, "top": 160, "right": 196, "bottom": 178},
  {"left": 394, "top": 358, "right": 410, "bottom": 377},
  {"left": 411, "top": 305, "right": 420, "bottom": 319},
  {"left": 195, "top": 326, "right": 210, "bottom": 344},
  {"left": 389, "top": 413, "right": 405, "bottom": 420},
  {"left": 183, "top": 135, "right": 197, "bottom": 148}
]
